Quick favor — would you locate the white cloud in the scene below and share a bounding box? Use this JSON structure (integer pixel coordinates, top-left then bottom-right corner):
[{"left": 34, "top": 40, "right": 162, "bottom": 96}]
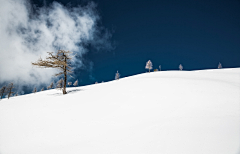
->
[{"left": 0, "top": 0, "right": 111, "bottom": 90}]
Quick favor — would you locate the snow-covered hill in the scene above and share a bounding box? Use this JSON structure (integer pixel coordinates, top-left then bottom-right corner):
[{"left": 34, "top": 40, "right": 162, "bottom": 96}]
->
[{"left": 0, "top": 68, "right": 239, "bottom": 154}]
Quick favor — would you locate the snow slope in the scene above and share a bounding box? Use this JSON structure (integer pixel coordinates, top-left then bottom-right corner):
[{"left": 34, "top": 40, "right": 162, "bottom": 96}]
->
[{"left": 0, "top": 68, "right": 239, "bottom": 154}]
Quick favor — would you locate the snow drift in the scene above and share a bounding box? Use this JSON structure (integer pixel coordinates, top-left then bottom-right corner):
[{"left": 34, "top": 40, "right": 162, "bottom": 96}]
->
[{"left": 0, "top": 68, "right": 239, "bottom": 154}]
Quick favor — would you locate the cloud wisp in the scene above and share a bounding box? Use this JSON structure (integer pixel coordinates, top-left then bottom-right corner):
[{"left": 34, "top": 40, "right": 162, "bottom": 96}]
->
[{"left": 0, "top": 0, "right": 112, "bottom": 91}]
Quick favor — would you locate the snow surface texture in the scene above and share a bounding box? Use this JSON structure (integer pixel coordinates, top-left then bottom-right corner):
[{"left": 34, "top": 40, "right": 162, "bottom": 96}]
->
[{"left": 0, "top": 68, "right": 240, "bottom": 154}]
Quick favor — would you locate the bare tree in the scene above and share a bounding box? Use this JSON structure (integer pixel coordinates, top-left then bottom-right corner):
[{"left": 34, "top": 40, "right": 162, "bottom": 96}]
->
[
  {"left": 6, "top": 83, "right": 14, "bottom": 99},
  {"left": 32, "top": 50, "right": 73, "bottom": 94},
  {"left": 73, "top": 79, "right": 78, "bottom": 87},
  {"left": 218, "top": 62, "right": 222, "bottom": 69},
  {"left": 68, "top": 82, "right": 72, "bottom": 86},
  {"left": 115, "top": 70, "right": 120, "bottom": 80},
  {"left": 47, "top": 82, "right": 54, "bottom": 89},
  {"left": 179, "top": 64, "right": 183, "bottom": 71},
  {"left": 145, "top": 60, "right": 153, "bottom": 72},
  {"left": 0, "top": 86, "right": 7, "bottom": 100},
  {"left": 33, "top": 87, "right": 37, "bottom": 93}
]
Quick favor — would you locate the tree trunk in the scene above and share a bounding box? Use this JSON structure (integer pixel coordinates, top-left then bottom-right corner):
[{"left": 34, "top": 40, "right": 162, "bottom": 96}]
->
[
  {"left": 63, "top": 54, "right": 67, "bottom": 94},
  {"left": 8, "top": 88, "right": 11, "bottom": 99},
  {"left": 63, "top": 70, "right": 67, "bottom": 94},
  {"left": 0, "top": 88, "right": 4, "bottom": 99}
]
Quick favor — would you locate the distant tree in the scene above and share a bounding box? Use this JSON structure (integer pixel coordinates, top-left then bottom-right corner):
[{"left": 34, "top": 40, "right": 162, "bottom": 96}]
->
[
  {"left": 15, "top": 92, "right": 18, "bottom": 96},
  {"left": 159, "top": 65, "right": 161, "bottom": 71},
  {"left": 68, "top": 82, "right": 72, "bottom": 86},
  {"left": 102, "top": 81, "right": 104, "bottom": 83},
  {"left": 73, "top": 79, "right": 78, "bottom": 87},
  {"left": 41, "top": 87, "right": 44, "bottom": 91},
  {"left": 95, "top": 82, "right": 98, "bottom": 84},
  {"left": 145, "top": 60, "right": 153, "bottom": 72},
  {"left": 179, "top": 64, "right": 183, "bottom": 71},
  {"left": 33, "top": 87, "right": 37, "bottom": 93},
  {"left": 115, "top": 70, "right": 120, "bottom": 80},
  {"left": 56, "top": 78, "right": 64, "bottom": 91},
  {"left": 154, "top": 69, "right": 158, "bottom": 72},
  {"left": 0, "top": 86, "right": 7, "bottom": 100},
  {"left": 6, "top": 83, "right": 14, "bottom": 99},
  {"left": 218, "top": 62, "right": 222, "bottom": 69},
  {"left": 32, "top": 50, "right": 73, "bottom": 94},
  {"left": 47, "top": 82, "right": 54, "bottom": 89}
]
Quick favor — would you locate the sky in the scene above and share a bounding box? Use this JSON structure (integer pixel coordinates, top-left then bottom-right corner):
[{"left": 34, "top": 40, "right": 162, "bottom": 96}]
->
[{"left": 0, "top": 0, "right": 240, "bottom": 94}]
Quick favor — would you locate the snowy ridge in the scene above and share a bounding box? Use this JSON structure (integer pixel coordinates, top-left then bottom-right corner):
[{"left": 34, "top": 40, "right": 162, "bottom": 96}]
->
[{"left": 0, "top": 68, "right": 240, "bottom": 154}]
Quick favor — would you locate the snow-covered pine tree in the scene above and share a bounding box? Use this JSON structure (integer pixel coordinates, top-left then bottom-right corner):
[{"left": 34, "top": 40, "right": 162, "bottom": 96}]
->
[
  {"left": 0, "top": 86, "right": 7, "bottom": 100},
  {"left": 56, "top": 78, "right": 64, "bottom": 91},
  {"left": 145, "top": 60, "right": 153, "bottom": 72},
  {"left": 115, "top": 71, "right": 120, "bottom": 80},
  {"left": 179, "top": 64, "right": 183, "bottom": 71},
  {"left": 73, "top": 79, "right": 78, "bottom": 87},
  {"left": 68, "top": 82, "right": 72, "bottom": 86},
  {"left": 33, "top": 87, "right": 37, "bottom": 93},
  {"left": 218, "top": 62, "right": 222, "bottom": 69},
  {"left": 6, "top": 83, "right": 14, "bottom": 99},
  {"left": 32, "top": 50, "right": 73, "bottom": 94}
]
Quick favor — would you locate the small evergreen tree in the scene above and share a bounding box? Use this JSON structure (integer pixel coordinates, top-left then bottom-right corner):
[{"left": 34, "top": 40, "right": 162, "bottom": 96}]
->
[
  {"left": 73, "top": 79, "right": 78, "bottom": 87},
  {"left": 179, "top": 64, "right": 183, "bottom": 71},
  {"left": 33, "top": 87, "right": 37, "bottom": 93},
  {"left": 56, "top": 78, "right": 64, "bottom": 91},
  {"left": 145, "top": 60, "right": 153, "bottom": 72},
  {"left": 218, "top": 62, "right": 222, "bottom": 69},
  {"left": 47, "top": 82, "right": 54, "bottom": 89},
  {"left": 6, "top": 83, "right": 14, "bottom": 99},
  {"left": 0, "top": 86, "right": 7, "bottom": 99},
  {"left": 115, "top": 71, "right": 120, "bottom": 80}
]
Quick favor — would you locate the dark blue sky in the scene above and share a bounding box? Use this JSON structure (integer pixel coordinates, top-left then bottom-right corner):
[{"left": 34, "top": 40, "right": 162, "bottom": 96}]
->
[{"left": 33, "top": 0, "right": 240, "bottom": 86}]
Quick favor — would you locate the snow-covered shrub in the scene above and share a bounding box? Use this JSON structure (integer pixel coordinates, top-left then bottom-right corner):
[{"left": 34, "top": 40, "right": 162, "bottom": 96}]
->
[
  {"left": 115, "top": 71, "right": 120, "bottom": 80},
  {"left": 218, "top": 62, "right": 222, "bottom": 69},
  {"left": 73, "top": 80, "right": 78, "bottom": 87},
  {"left": 179, "top": 64, "right": 183, "bottom": 71}
]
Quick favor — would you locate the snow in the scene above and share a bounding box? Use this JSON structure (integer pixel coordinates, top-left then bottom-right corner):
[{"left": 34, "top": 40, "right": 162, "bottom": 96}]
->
[{"left": 0, "top": 68, "right": 239, "bottom": 154}]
